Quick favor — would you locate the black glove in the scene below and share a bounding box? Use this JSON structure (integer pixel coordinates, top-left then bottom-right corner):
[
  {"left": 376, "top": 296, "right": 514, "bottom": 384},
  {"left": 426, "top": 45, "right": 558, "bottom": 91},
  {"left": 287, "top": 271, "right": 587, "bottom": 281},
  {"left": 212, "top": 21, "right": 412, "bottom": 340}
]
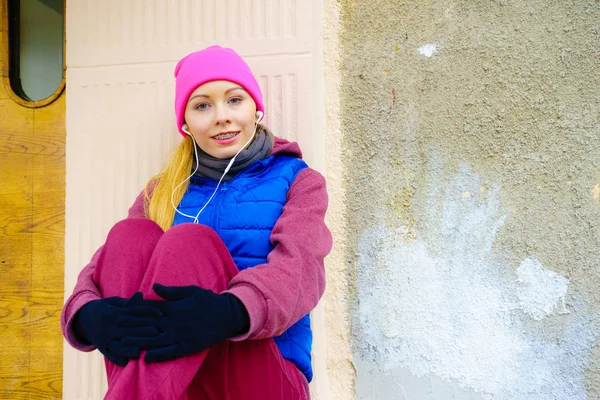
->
[
  {"left": 123, "top": 283, "right": 250, "bottom": 363},
  {"left": 73, "top": 292, "right": 163, "bottom": 366}
]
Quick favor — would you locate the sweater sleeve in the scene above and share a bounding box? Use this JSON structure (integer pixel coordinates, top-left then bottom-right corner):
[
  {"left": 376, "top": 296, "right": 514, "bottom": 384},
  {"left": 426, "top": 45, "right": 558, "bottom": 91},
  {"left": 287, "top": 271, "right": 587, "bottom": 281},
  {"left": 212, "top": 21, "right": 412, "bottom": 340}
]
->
[
  {"left": 60, "top": 190, "right": 148, "bottom": 350},
  {"left": 226, "top": 167, "right": 332, "bottom": 340}
]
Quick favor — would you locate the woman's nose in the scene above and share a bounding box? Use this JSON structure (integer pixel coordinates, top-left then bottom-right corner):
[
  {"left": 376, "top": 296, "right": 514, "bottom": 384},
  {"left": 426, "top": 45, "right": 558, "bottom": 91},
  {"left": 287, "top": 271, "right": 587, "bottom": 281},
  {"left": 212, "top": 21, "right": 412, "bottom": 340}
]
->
[{"left": 214, "top": 105, "right": 230, "bottom": 124}]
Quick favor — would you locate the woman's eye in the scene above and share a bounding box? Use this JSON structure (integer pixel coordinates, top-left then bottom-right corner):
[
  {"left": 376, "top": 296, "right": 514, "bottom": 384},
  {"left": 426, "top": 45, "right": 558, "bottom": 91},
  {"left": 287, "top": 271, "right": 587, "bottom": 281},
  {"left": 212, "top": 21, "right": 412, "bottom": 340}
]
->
[
  {"left": 229, "top": 97, "right": 242, "bottom": 104},
  {"left": 196, "top": 103, "right": 209, "bottom": 110}
]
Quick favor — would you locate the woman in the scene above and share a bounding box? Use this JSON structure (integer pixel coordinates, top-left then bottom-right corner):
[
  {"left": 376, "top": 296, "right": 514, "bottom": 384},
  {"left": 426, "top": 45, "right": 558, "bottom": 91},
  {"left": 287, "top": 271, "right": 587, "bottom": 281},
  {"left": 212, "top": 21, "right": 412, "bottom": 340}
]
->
[{"left": 61, "top": 45, "right": 331, "bottom": 400}]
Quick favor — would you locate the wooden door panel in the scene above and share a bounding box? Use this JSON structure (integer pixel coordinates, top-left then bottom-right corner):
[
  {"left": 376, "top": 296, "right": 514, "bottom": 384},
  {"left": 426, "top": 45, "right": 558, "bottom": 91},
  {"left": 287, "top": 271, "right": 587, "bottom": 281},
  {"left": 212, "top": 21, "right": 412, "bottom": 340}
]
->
[{"left": 0, "top": 50, "right": 65, "bottom": 400}]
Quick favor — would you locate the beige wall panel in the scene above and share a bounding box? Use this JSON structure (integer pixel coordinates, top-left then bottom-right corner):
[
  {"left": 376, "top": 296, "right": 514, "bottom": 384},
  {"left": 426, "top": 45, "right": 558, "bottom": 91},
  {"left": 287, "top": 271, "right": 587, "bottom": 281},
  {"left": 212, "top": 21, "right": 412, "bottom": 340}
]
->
[
  {"left": 67, "top": 0, "right": 311, "bottom": 67},
  {"left": 64, "top": 1, "right": 325, "bottom": 399}
]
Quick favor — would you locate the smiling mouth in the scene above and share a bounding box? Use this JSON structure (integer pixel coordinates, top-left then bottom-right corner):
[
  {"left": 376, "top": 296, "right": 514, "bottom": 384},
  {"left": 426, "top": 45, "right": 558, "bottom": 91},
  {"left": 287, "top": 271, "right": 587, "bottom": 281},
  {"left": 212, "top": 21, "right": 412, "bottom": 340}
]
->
[{"left": 212, "top": 132, "right": 239, "bottom": 140}]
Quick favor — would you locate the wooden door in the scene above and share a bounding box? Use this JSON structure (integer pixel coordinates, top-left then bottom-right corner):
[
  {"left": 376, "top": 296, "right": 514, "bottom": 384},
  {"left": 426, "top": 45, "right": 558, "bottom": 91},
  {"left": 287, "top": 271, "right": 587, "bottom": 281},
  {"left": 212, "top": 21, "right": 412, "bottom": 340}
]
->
[{"left": 0, "top": 0, "right": 65, "bottom": 398}]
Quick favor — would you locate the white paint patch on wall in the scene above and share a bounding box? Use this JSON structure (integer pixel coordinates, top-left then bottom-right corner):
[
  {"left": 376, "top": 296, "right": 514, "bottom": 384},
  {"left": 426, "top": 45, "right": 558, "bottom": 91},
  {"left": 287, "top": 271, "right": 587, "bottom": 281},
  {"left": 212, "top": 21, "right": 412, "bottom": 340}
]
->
[
  {"left": 516, "top": 258, "right": 569, "bottom": 321},
  {"left": 354, "top": 164, "right": 598, "bottom": 399},
  {"left": 417, "top": 42, "right": 439, "bottom": 57}
]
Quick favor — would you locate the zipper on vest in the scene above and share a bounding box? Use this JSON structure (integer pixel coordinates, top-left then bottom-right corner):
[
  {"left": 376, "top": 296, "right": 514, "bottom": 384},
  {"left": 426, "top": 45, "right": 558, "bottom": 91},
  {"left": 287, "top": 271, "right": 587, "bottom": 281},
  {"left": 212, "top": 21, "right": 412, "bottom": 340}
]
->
[{"left": 212, "top": 182, "right": 227, "bottom": 230}]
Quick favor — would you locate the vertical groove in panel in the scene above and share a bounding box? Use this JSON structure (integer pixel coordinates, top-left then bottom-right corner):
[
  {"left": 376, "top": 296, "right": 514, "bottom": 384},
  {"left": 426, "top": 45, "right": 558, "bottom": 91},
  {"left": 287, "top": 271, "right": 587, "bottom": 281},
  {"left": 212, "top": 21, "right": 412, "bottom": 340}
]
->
[
  {"left": 83, "top": 84, "right": 93, "bottom": 263},
  {"left": 274, "top": 0, "right": 282, "bottom": 38},
  {"left": 159, "top": 0, "right": 171, "bottom": 44},
  {"left": 151, "top": 81, "right": 162, "bottom": 185},
  {"left": 135, "top": 80, "right": 144, "bottom": 200},
  {"left": 177, "top": 0, "right": 184, "bottom": 45},
  {"left": 266, "top": 0, "right": 273, "bottom": 38},
  {"left": 155, "top": 0, "right": 162, "bottom": 46},
  {"left": 121, "top": 0, "right": 130, "bottom": 50},
  {"left": 203, "top": 0, "right": 209, "bottom": 42},
  {"left": 215, "top": 0, "right": 225, "bottom": 41},
  {"left": 113, "top": 83, "right": 124, "bottom": 220},
  {"left": 218, "top": 0, "right": 223, "bottom": 40},
  {"left": 142, "top": 0, "right": 150, "bottom": 47},
  {"left": 225, "top": 0, "right": 231, "bottom": 40},
  {"left": 123, "top": 82, "right": 135, "bottom": 202},
  {"left": 94, "top": 352, "right": 106, "bottom": 396},
  {"left": 98, "top": 83, "right": 109, "bottom": 231},
  {"left": 129, "top": 0, "right": 137, "bottom": 47},
  {"left": 133, "top": 0, "right": 144, "bottom": 47},
  {"left": 135, "top": 0, "right": 143, "bottom": 47},
  {"left": 273, "top": 75, "right": 283, "bottom": 136},
  {"left": 259, "top": 75, "right": 269, "bottom": 126},
  {"left": 279, "top": 0, "right": 286, "bottom": 39},
  {"left": 171, "top": 0, "right": 179, "bottom": 45},
  {"left": 166, "top": 81, "right": 181, "bottom": 171},
  {"left": 91, "top": 353, "right": 100, "bottom": 397},
  {"left": 70, "top": 0, "right": 84, "bottom": 48},
  {"left": 150, "top": 0, "right": 160, "bottom": 47},
  {"left": 265, "top": 0, "right": 271, "bottom": 38},
  {"left": 241, "top": 0, "right": 251, "bottom": 40},
  {"left": 109, "top": 0, "right": 120, "bottom": 48},
  {"left": 236, "top": 0, "right": 242, "bottom": 40},
  {"left": 254, "top": 0, "right": 265, "bottom": 39},
  {"left": 149, "top": 81, "right": 159, "bottom": 183},
  {"left": 287, "top": 73, "right": 298, "bottom": 141},
  {"left": 99, "top": 352, "right": 108, "bottom": 394},
  {"left": 232, "top": 0, "right": 241, "bottom": 41},
  {"left": 152, "top": 81, "right": 166, "bottom": 190},
  {"left": 263, "top": 0, "right": 270, "bottom": 38},
  {"left": 212, "top": 0, "right": 218, "bottom": 42},
  {"left": 74, "top": 353, "right": 84, "bottom": 397},
  {"left": 250, "top": 0, "right": 256, "bottom": 39},
  {"left": 270, "top": 0, "right": 281, "bottom": 38},
  {"left": 89, "top": 0, "right": 98, "bottom": 48},
  {"left": 189, "top": 0, "right": 197, "bottom": 43},
  {"left": 174, "top": 0, "right": 182, "bottom": 43},
  {"left": 88, "top": 84, "right": 100, "bottom": 243},
  {"left": 142, "top": 82, "right": 151, "bottom": 189},
  {"left": 144, "top": 0, "right": 151, "bottom": 47},
  {"left": 157, "top": 0, "right": 167, "bottom": 46},
  {"left": 190, "top": 0, "right": 200, "bottom": 44},
  {"left": 144, "top": 0, "right": 152, "bottom": 47},
  {"left": 281, "top": 74, "right": 288, "bottom": 138},
  {"left": 182, "top": 0, "right": 192, "bottom": 44},
  {"left": 100, "top": 0, "right": 108, "bottom": 49},
  {"left": 203, "top": 0, "right": 215, "bottom": 43},
  {"left": 230, "top": 0, "right": 239, "bottom": 40},
  {"left": 285, "top": 0, "right": 297, "bottom": 38}
]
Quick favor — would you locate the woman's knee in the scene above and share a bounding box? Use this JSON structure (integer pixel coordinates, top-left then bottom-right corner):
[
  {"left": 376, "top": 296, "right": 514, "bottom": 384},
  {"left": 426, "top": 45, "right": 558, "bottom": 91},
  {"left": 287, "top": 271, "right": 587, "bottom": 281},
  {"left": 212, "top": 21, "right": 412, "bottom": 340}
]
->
[
  {"left": 162, "top": 223, "right": 225, "bottom": 252},
  {"left": 105, "top": 218, "right": 164, "bottom": 252},
  {"left": 153, "top": 223, "right": 237, "bottom": 278}
]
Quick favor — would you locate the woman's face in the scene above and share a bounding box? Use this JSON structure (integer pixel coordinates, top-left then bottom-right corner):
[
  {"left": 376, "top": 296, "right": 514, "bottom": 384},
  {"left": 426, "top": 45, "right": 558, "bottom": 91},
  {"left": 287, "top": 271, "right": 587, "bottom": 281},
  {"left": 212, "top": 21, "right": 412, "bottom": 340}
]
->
[{"left": 183, "top": 80, "right": 257, "bottom": 159}]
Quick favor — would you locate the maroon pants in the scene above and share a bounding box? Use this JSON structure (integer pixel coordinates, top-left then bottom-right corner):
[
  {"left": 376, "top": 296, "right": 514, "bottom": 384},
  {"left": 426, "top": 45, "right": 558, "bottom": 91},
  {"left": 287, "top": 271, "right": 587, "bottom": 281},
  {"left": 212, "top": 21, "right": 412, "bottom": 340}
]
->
[{"left": 92, "top": 219, "right": 309, "bottom": 400}]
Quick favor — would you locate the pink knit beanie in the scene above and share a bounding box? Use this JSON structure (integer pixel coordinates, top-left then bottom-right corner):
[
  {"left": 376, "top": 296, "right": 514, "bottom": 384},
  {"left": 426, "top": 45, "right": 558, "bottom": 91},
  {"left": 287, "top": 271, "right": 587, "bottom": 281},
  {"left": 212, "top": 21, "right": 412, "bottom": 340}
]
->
[{"left": 174, "top": 45, "right": 264, "bottom": 137}]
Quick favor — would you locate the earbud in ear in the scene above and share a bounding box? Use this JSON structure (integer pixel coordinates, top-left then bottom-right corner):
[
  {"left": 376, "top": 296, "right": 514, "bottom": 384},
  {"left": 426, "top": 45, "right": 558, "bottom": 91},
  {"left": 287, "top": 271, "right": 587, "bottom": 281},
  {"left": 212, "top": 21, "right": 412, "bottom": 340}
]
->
[
  {"left": 255, "top": 111, "right": 264, "bottom": 123},
  {"left": 182, "top": 124, "right": 191, "bottom": 135}
]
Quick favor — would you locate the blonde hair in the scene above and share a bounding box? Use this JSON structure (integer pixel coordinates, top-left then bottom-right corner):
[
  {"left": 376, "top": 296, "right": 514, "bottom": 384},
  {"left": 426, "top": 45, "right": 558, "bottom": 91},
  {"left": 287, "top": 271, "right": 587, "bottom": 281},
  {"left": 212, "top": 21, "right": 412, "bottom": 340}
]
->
[{"left": 144, "top": 135, "right": 195, "bottom": 231}]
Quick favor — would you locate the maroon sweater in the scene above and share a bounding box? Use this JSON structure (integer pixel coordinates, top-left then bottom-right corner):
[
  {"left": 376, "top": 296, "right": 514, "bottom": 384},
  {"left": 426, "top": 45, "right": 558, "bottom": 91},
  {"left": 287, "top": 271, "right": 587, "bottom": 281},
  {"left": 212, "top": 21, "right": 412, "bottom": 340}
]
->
[{"left": 61, "top": 137, "right": 332, "bottom": 350}]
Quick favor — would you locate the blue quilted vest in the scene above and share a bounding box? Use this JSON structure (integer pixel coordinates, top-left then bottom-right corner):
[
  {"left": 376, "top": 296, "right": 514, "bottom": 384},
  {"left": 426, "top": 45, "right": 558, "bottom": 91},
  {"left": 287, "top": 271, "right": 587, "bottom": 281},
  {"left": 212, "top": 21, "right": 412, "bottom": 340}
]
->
[{"left": 172, "top": 155, "right": 314, "bottom": 382}]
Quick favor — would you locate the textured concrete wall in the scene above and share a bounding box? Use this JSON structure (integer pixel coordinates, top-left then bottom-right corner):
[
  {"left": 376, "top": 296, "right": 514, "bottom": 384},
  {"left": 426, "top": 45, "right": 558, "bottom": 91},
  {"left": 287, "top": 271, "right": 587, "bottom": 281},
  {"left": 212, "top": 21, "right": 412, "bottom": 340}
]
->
[
  {"left": 338, "top": 1, "right": 600, "bottom": 398},
  {"left": 321, "top": 0, "right": 355, "bottom": 398}
]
